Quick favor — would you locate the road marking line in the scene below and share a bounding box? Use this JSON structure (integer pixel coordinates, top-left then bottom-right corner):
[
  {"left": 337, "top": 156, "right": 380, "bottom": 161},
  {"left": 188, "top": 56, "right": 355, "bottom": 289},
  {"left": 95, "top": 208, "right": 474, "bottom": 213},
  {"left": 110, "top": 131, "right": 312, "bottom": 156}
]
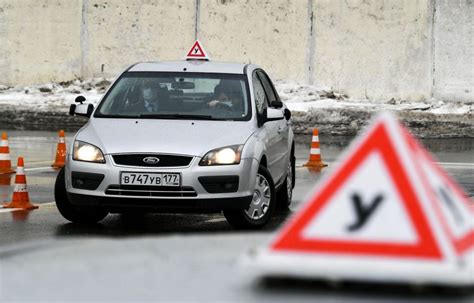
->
[
  {"left": 0, "top": 208, "right": 21, "bottom": 213},
  {"left": 19, "top": 162, "right": 474, "bottom": 174},
  {"left": 0, "top": 202, "right": 55, "bottom": 213},
  {"left": 40, "top": 202, "right": 56, "bottom": 206},
  {"left": 25, "top": 166, "right": 55, "bottom": 172},
  {"left": 297, "top": 161, "right": 473, "bottom": 169},
  {"left": 438, "top": 162, "right": 474, "bottom": 167},
  {"left": 27, "top": 160, "right": 53, "bottom": 165},
  {"left": 4, "top": 165, "right": 55, "bottom": 173},
  {"left": 204, "top": 217, "right": 227, "bottom": 223}
]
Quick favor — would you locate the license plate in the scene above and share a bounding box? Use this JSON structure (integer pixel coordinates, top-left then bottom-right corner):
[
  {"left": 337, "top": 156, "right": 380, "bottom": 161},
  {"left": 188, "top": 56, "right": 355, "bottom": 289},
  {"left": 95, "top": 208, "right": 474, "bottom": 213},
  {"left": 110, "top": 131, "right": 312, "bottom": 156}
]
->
[{"left": 120, "top": 172, "right": 181, "bottom": 187}]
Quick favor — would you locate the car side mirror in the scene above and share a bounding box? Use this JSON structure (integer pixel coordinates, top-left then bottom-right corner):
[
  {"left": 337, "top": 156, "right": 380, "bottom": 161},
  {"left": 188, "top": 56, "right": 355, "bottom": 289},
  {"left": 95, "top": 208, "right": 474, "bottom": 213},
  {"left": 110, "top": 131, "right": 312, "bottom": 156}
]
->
[
  {"left": 70, "top": 103, "right": 94, "bottom": 118},
  {"left": 265, "top": 107, "right": 284, "bottom": 122},
  {"left": 270, "top": 100, "right": 283, "bottom": 108},
  {"left": 70, "top": 95, "right": 94, "bottom": 118},
  {"left": 284, "top": 108, "right": 291, "bottom": 120}
]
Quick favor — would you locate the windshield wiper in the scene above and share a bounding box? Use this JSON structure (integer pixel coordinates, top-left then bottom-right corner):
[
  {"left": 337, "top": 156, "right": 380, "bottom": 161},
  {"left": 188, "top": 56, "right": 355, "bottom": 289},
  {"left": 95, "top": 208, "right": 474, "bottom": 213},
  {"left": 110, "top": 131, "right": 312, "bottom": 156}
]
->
[{"left": 138, "top": 113, "right": 217, "bottom": 120}]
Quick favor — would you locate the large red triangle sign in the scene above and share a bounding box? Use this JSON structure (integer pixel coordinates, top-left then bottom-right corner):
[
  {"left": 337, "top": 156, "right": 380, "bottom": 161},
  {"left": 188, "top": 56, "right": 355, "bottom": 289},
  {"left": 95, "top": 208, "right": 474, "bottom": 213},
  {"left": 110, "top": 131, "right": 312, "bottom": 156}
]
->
[
  {"left": 185, "top": 40, "right": 209, "bottom": 60},
  {"left": 247, "top": 113, "right": 474, "bottom": 287},
  {"left": 271, "top": 122, "right": 442, "bottom": 259}
]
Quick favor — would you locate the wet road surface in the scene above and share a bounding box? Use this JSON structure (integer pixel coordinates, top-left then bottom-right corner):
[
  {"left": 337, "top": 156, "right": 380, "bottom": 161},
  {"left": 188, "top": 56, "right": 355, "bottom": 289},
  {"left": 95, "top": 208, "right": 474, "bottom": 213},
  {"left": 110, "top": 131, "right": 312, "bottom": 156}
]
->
[{"left": 0, "top": 131, "right": 472, "bottom": 301}]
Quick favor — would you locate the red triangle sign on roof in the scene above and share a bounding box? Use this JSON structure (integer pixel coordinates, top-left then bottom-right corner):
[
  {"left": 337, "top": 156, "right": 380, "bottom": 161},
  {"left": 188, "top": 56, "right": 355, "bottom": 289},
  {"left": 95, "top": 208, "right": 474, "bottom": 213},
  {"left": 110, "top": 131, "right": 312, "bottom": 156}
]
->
[
  {"left": 247, "top": 113, "right": 474, "bottom": 286},
  {"left": 185, "top": 40, "right": 209, "bottom": 61}
]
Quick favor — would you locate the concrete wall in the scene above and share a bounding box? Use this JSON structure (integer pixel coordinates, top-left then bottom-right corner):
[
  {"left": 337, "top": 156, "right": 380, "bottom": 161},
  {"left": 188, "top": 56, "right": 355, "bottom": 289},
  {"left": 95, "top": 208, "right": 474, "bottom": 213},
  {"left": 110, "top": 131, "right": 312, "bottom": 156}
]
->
[
  {"left": 0, "top": 0, "right": 472, "bottom": 102},
  {"left": 433, "top": 0, "right": 473, "bottom": 102},
  {"left": 313, "top": 0, "right": 433, "bottom": 101},
  {"left": 84, "top": 0, "right": 195, "bottom": 77},
  {"left": 199, "top": 0, "right": 308, "bottom": 83},
  {"left": 0, "top": 0, "right": 82, "bottom": 84}
]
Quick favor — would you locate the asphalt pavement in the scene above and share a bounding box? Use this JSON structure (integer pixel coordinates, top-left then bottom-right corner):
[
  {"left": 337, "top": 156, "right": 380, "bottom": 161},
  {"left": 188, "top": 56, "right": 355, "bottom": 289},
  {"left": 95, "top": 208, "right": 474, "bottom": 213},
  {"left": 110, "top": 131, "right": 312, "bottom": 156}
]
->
[{"left": 0, "top": 131, "right": 473, "bottom": 302}]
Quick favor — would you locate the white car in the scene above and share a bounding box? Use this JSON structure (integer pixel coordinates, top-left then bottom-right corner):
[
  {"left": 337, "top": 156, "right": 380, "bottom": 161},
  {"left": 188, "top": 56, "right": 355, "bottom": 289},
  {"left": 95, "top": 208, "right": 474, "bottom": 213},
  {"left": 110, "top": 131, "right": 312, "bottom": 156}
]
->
[{"left": 55, "top": 60, "right": 295, "bottom": 229}]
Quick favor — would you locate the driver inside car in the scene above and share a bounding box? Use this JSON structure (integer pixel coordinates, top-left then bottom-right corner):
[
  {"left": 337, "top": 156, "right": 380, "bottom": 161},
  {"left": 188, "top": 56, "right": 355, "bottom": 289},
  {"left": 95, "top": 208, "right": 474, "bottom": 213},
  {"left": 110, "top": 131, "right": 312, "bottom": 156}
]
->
[
  {"left": 142, "top": 82, "right": 161, "bottom": 112},
  {"left": 128, "top": 81, "right": 162, "bottom": 113}
]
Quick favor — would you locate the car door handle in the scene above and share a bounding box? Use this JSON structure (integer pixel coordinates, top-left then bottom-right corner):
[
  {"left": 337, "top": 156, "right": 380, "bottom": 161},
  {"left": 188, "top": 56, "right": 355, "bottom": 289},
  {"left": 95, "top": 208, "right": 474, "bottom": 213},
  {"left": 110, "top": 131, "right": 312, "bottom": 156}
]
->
[{"left": 277, "top": 126, "right": 288, "bottom": 133}]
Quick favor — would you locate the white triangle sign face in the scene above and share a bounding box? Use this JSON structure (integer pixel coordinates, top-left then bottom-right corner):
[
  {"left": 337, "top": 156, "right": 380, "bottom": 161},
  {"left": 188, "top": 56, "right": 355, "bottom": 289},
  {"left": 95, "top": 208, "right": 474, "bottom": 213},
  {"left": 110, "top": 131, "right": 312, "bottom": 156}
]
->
[
  {"left": 301, "top": 151, "right": 420, "bottom": 245},
  {"left": 185, "top": 40, "right": 209, "bottom": 60},
  {"left": 270, "top": 117, "right": 442, "bottom": 259},
  {"left": 247, "top": 113, "right": 474, "bottom": 286}
]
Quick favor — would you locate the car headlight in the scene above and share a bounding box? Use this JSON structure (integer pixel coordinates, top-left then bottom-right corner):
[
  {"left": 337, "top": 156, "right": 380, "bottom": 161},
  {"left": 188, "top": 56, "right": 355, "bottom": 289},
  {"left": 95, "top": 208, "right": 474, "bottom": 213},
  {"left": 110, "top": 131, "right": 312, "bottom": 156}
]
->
[
  {"left": 199, "top": 145, "right": 243, "bottom": 166},
  {"left": 73, "top": 141, "right": 105, "bottom": 163}
]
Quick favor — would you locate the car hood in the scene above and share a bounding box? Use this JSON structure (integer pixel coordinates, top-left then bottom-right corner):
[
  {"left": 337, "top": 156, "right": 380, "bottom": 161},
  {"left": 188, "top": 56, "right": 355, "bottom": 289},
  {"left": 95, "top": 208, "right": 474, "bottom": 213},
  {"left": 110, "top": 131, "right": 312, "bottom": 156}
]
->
[{"left": 76, "top": 118, "right": 256, "bottom": 157}]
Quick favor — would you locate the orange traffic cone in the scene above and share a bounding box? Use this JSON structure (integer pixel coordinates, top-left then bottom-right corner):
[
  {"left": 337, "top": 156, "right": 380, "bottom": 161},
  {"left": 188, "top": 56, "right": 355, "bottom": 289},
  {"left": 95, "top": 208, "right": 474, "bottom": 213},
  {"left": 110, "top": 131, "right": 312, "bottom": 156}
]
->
[
  {"left": 52, "top": 130, "right": 66, "bottom": 169},
  {"left": 303, "top": 128, "right": 327, "bottom": 169},
  {"left": 0, "top": 132, "right": 15, "bottom": 175},
  {"left": 3, "top": 157, "right": 38, "bottom": 209}
]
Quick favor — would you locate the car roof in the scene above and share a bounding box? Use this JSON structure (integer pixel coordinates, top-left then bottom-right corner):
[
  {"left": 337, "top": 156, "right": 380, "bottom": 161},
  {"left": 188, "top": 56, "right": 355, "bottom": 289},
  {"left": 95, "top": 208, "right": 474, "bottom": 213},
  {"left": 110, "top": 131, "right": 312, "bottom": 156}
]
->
[{"left": 128, "top": 60, "right": 258, "bottom": 74}]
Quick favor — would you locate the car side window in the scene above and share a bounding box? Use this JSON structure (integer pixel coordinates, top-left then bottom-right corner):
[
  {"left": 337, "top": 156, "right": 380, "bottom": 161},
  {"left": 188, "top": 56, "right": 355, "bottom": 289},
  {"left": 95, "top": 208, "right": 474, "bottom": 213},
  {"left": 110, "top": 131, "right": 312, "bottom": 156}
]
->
[
  {"left": 252, "top": 72, "right": 268, "bottom": 115},
  {"left": 257, "top": 71, "right": 277, "bottom": 105}
]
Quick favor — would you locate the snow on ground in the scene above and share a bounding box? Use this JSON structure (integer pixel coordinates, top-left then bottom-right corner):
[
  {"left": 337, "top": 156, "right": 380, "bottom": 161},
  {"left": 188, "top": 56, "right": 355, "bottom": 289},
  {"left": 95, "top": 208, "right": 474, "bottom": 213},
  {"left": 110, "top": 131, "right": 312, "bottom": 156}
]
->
[
  {"left": 0, "top": 78, "right": 471, "bottom": 115},
  {"left": 273, "top": 80, "right": 472, "bottom": 115},
  {"left": 0, "top": 79, "right": 109, "bottom": 111},
  {"left": 0, "top": 79, "right": 472, "bottom": 136}
]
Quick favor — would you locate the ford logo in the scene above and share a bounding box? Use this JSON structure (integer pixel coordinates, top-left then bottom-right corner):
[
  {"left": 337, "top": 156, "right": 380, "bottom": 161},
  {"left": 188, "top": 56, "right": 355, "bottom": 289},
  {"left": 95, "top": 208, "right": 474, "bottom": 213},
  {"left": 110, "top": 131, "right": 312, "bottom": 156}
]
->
[{"left": 143, "top": 156, "right": 160, "bottom": 165}]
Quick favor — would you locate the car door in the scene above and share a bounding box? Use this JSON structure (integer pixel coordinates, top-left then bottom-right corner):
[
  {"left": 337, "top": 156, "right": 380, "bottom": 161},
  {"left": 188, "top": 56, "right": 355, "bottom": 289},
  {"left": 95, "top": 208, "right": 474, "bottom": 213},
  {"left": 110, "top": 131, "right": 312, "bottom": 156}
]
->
[
  {"left": 257, "top": 70, "right": 289, "bottom": 185},
  {"left": 252, "top": 71, "right": 281, "bottom": 181}
]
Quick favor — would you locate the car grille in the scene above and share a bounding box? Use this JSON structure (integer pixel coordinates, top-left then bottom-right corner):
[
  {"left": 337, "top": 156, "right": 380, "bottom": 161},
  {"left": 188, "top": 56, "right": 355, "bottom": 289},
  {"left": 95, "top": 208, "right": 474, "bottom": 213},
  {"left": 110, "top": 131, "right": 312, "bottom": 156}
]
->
[
  {"left": 112, "top": 154, "right": 193, "bottom": 167},
  {"left": 105, "top": 185, "right": 197, "bottom": 197}
]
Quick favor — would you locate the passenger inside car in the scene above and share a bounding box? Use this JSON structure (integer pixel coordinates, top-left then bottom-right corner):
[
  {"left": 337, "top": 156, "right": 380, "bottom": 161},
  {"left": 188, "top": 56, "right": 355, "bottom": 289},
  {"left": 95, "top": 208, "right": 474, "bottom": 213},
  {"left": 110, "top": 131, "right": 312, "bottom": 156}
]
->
[{"left": 208, "top": 81, "right": 244, "bottom": 114}]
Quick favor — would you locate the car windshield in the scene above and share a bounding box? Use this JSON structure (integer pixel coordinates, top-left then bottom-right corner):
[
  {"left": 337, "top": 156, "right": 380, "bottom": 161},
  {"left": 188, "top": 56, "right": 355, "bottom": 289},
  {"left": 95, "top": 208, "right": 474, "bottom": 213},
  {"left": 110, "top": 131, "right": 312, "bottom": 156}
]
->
[{"left": 95, "top": 72, "right": 250, "bottom": 121}]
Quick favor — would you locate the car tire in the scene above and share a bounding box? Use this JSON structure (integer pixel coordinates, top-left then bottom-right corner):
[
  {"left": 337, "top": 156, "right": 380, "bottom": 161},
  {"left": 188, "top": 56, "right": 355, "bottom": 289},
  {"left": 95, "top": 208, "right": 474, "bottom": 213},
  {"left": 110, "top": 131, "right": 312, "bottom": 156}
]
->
[
  {"left": 223, "top": 165, "right": 276, "bottom": 229},
  {"left": 276, "top": 152, "right": 295, "bottom": 211},
  {"left": 55, "top": 168, "right": 108, "bottom": 224}
]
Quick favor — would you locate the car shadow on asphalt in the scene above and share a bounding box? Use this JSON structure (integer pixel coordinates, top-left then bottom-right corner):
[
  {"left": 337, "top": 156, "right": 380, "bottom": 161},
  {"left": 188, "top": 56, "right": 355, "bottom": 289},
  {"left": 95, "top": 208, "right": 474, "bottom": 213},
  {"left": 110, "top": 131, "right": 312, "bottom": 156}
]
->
[{"left": 54, "top": 210, "right": 292, "bottom": 238}]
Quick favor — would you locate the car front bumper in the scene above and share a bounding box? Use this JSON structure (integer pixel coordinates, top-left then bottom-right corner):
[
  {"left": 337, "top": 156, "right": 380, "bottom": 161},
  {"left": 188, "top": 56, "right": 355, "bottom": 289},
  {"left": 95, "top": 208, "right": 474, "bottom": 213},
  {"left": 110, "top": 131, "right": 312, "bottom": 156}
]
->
[{"left": 65, "top": 154, "right": 258, "bottom": 212}]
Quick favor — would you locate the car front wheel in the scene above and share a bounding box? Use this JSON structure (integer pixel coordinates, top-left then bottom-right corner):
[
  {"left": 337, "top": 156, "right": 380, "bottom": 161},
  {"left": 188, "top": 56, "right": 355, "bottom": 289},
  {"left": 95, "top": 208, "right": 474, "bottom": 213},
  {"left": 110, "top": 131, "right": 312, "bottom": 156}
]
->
[
  {"left": 223, "top": 165, "right": 276, "bottom": 229},
  {"left": 55, "top": 168, "right": 108, "bottom": 224},
  {"left": 276, "top": 154, "right": 294, "bottom": 210}
]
